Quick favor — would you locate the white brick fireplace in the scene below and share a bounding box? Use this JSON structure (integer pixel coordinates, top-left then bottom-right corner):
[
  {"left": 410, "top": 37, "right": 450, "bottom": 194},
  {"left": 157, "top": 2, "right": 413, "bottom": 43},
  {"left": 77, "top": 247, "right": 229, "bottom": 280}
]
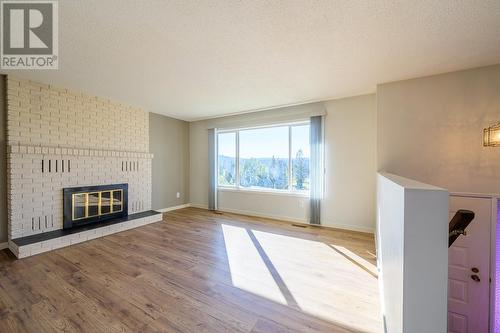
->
[{"left": 6, "top": 77, "right": 158, "bottom": 257}]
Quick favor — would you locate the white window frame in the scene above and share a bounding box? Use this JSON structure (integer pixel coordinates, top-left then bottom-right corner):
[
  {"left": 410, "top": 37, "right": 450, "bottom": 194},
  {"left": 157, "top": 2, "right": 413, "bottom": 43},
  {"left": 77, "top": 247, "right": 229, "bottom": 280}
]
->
[{"left": 217, "top": 121, "right": 310, "bottom": 197}]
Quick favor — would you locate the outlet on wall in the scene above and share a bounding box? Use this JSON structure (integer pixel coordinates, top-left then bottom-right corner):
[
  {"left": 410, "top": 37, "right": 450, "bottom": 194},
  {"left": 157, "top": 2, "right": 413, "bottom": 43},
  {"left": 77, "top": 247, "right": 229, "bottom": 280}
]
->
[{"left": 176, "top": 192, "right": 180, "bottom": 199}]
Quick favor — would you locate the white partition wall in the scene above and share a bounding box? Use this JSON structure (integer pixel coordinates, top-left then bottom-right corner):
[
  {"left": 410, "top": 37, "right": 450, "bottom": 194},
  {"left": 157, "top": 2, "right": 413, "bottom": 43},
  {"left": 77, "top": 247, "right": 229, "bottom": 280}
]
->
[{"left": 377, "top": 173, "right": 449, "bottom": 333}]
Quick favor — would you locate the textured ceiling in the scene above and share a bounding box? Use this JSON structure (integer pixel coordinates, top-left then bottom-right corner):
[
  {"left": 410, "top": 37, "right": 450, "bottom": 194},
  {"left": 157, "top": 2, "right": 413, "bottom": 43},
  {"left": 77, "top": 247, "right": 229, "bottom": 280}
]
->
[{"left": 2, "top": 0, "right": 500, "bottom": 121}]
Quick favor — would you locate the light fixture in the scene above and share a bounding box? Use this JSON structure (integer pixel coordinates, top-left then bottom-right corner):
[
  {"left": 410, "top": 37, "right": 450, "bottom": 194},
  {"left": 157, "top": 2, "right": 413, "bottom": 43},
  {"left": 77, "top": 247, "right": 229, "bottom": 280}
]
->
[{"left": 483, "top": 122, "right": 500, "bottom": 147}]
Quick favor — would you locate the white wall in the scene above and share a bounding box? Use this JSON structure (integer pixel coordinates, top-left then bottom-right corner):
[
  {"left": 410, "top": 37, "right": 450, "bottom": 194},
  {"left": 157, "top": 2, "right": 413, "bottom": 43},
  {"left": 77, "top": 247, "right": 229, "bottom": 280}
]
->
[
  {"left": 377, "top": 173, "right": 449, "bottom": 333},
  {"left": 189, "top": 94, "right": 377, "bottom": 232},
  {"left": 377, "top": 64, "right": 500, "bottom": 194},
  {"left": 218, "top": 190, "right": 309, "bottom": 223},
  {"left": 322, "top": 94, "right": 377, "bottom": 232},
  {"left": 6, "top": 77, "right": 152, "bottom": 239}
]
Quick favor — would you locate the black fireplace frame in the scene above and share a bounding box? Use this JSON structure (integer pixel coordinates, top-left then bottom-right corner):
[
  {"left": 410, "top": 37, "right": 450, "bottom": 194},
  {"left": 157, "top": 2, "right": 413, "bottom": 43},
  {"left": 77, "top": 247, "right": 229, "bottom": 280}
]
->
[{"left": 63, "top": 183, "right": 128, "bottom": 229}]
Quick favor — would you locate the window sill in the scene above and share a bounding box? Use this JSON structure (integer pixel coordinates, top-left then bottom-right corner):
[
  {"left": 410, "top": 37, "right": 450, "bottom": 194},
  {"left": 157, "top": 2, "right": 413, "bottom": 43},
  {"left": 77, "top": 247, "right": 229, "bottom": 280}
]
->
[{"left": 217, "top": 186, "right": 310, "bottom": 198}]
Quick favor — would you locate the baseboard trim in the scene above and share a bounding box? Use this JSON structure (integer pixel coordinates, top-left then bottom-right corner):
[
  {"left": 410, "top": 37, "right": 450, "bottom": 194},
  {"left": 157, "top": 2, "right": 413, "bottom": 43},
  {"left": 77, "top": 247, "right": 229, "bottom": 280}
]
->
[
  {"left": 0, "top": 242, "right": 8, "bottom": 250},
  {"left": 319, "top": 221, "right": 375, "bottom": 234},
  {"left": 181, "top": 203, "right": 375, "bottom": 234},
  {"left": 155, "top": 203, "right": 191, "bottom": 213},
  {"left": 217, "top": 207, "right": 309, "bottom": 224},
  {"left": 189, "top": 203, "right": 209, "bottom": 209}
]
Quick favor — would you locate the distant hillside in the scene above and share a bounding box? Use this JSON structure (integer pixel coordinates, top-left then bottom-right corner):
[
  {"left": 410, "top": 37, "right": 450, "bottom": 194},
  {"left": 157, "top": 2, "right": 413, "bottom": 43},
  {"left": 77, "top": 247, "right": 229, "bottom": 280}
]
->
[{"left": 218, "top": 155, "right": 309, "bottom": 190}]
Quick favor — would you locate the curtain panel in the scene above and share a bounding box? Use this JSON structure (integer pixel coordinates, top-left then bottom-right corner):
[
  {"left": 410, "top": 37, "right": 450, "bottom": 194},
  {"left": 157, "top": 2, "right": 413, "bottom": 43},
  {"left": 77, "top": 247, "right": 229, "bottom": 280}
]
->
[
  {"left": 208, "top": 128, "right": 218, "bottom": 210},
  {"left": 309, "top": 116, "right": 323, "bottom": 224}
]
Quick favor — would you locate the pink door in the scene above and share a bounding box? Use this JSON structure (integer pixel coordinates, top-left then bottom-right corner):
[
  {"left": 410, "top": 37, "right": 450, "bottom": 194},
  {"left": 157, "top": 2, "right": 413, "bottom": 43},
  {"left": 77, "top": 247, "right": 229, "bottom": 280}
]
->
[{"left": 448, "top": 195, "right": 491, "bottom": 333}]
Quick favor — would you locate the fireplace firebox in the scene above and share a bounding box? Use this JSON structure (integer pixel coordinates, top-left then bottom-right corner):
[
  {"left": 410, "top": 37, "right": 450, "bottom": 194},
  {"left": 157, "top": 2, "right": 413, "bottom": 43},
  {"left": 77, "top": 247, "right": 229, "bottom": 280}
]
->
[{"left": 63, "top": 184, "right": 128, "bottom": 229}]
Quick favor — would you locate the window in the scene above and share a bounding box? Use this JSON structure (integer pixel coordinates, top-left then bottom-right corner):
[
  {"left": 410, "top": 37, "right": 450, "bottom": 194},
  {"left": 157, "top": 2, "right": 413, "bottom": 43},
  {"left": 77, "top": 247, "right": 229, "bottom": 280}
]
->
[
  {"left": 218, "top": 132, "right": 236, "bottom": 186},
  {"left": 217, "top": 123, "right": 310, "bottom": 194},
  {"left": 291, "top": 125, "right": 310, "bottom": 191},
  {"left": 239, "top": 126, "right": 289, "bottom": 190}
]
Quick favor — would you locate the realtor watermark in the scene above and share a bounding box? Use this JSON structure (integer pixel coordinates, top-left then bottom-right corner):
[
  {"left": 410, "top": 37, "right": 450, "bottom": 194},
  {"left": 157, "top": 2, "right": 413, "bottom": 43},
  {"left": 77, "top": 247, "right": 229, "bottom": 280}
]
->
[{"left": 1, "top": 0, "right": 58, "bottom": 69}]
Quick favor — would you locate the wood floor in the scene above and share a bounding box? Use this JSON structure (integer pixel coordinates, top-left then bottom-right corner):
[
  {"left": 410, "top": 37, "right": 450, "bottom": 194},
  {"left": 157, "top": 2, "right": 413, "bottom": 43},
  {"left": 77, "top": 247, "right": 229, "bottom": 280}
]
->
[{"left": 0, "top": 208, "right": 382, "bottom": 333}]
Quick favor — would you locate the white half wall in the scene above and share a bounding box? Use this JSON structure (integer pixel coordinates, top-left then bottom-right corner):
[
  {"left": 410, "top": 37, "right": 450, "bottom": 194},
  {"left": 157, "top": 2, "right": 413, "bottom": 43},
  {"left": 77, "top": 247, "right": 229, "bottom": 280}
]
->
[
  {"left": 189, "top": 94, "right": 377, "bottom": 232},
  {"left": 377, "top": 172, "right": 449, "bottom": 333}
]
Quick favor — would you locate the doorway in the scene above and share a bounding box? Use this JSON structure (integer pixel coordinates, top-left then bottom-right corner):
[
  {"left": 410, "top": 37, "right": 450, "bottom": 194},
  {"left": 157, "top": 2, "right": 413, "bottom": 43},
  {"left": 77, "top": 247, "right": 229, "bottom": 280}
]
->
[{"left": 448, "top": 195, "right": 495, "bottom": 333}]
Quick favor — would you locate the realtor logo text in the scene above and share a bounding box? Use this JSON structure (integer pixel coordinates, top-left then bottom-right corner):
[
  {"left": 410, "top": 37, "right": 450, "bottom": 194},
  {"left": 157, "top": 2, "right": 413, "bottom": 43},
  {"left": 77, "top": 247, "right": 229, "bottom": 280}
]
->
[{"left": 1, "top": 0, "right": 58, "bottom": 69}]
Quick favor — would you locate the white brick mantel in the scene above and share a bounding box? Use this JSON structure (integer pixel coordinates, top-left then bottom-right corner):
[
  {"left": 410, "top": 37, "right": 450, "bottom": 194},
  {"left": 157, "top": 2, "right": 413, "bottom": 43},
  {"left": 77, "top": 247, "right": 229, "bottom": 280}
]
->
[{"left": 6, "top": 76, "right": 154, "bottom": 249}]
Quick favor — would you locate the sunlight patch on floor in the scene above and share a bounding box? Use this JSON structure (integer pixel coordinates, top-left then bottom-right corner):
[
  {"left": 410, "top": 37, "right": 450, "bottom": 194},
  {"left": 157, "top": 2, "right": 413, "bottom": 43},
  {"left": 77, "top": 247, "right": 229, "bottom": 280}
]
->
[
  {"left": 222, "top": 223, "right": 383, "bottom": 333},
  {"left": 221, "top": 224, "right": 287, "bottom": 305},
  {"left": 329, "top": 244, "right": 379, "bottom": 278}
]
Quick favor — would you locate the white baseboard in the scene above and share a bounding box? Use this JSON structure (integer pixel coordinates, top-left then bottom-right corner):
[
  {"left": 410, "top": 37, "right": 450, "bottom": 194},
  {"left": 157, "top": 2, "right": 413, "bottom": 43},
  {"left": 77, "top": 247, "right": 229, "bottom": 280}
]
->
[
  {"left": 155, "top": 203, "right": 191, "bottom": 213},
  {"left": 188, "top": 203, "right": 307, "bottom": 224},
  {"left": 0, "top": 242, "right": 9, "bottom": 250},
  {"left": 189, "top": 203, "right": 209, "bottom": 209},
  {"left": 217, "top": 207, "right": 309, "bottom": 224},
  {"left": 319, "top": 221, "right": 375, "bottom": 234},
  {"left": 172, "top": 203, "right": 376, "bottom": 234}
]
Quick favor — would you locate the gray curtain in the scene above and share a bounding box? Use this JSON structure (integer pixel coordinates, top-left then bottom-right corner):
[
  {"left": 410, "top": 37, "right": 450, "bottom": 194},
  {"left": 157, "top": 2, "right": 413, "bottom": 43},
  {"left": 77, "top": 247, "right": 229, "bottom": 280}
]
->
[
  {"left": 309, "top": 116, "right": 323, "bottom": 224},
  {"left": 208, "top": 128, "right": 218, "bottom": 210}
]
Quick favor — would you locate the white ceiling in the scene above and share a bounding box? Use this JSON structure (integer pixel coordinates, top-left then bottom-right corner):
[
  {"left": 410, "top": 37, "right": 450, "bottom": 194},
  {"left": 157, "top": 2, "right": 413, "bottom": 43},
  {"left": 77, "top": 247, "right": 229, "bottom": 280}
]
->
[{"left": 3, "top": 0, "right": 500, "bottom": 121}]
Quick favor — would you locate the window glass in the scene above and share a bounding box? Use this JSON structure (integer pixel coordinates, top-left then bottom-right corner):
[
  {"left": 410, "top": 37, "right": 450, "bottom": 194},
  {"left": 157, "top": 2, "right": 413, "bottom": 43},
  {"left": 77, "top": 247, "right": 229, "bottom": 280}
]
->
[
  {"left": 291, "top": 125, "right": 310, "bottom": 191},
  {"left": 239, "top": 126, "right": 289, "bottom": 190},
  {"left": 218, "top": 132, "right": 236, "bottom": 186},
  {"left": 216, "top": 123, "right": 310, "bottom": 194}
]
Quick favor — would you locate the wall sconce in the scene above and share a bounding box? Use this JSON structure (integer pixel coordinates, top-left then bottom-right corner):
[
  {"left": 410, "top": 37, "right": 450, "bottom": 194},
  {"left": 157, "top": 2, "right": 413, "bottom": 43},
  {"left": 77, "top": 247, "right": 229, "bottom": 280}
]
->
[{"left": 483, "top": 122, "right": 500, "bottom": 147}]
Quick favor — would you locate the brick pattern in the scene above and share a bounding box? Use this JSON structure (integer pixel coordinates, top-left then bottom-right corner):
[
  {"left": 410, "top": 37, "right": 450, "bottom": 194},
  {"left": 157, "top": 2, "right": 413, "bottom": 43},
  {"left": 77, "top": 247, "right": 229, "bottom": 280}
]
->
[
  {"left": 6, "top": 77, "right": 149, "bottom": 152},
  {"left": 6, "top": 77, "right": 153, "bottom": 240}
]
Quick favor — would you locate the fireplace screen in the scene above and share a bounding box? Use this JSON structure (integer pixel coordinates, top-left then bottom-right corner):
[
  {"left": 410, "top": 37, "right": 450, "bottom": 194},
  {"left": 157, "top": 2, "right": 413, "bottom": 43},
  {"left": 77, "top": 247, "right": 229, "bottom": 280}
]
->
[
  {"left": 64, "top": 184, "right": 128, "bottom": 229},
  {"left": 72, "top": 190, "right": 123, "bottom": 221}
]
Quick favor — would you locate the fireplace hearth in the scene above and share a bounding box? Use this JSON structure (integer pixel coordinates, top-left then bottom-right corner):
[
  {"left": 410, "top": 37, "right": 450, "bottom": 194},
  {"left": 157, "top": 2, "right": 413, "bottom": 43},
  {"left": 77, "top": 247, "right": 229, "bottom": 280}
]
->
[{"left": 63, "top": 184, "right": 128, "bottom": 229}]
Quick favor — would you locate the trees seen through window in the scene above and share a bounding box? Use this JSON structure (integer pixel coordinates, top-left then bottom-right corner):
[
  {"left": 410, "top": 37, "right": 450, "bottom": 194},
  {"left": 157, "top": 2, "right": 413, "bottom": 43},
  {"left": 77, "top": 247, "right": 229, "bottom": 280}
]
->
[{"left": 217, "top": 123, "right": 310, "bottom": 193}]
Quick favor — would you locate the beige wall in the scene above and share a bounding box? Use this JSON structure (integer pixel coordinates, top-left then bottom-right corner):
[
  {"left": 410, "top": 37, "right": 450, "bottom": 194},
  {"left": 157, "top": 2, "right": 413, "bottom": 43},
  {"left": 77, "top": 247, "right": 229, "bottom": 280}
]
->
[
  {"left": 217, "top": 190, "right": 309, "bottom": 223},
  {"left": 149, "top": 112, "right": 190, "bottom": 209},
  {"left": 323, "top": 94, "right": 377, "bottom": 231},
  {"left": 188, "top": 120, "right": 208, "bottom": 208},
  {"left": 0, "top": 75, "right": 6, "bottom": 243},
  {"left": 189, "top": 94, "right": 377, "bottom": 232},
  {"left": 6, "top": 63, "right": 497, "bottom": 237},
  {"left": 378, "top": 64, "right": 500, "bottom": 194}
]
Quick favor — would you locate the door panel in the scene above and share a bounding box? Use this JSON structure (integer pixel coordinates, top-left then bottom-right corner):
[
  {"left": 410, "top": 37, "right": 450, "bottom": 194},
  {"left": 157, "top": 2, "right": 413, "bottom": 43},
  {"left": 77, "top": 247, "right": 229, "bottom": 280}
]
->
[
  {"left": 448, "top": 196, "right": 491, "bottom": 333},
  {"left": 448, "top": 312, "right": 467, "bottom": 333},
  {"left": 449, "top": 278, "right": 467, "bottom": 303}
]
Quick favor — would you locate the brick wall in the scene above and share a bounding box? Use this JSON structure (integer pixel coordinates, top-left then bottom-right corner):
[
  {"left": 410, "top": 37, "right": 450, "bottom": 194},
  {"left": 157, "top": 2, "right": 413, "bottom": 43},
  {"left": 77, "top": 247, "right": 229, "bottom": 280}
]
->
[
  {"left": 6, "top": 77, "right": 152, "bottom": 239},
  {"left": 6, "top": 77, "right": 148, "bottom": 151}
]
